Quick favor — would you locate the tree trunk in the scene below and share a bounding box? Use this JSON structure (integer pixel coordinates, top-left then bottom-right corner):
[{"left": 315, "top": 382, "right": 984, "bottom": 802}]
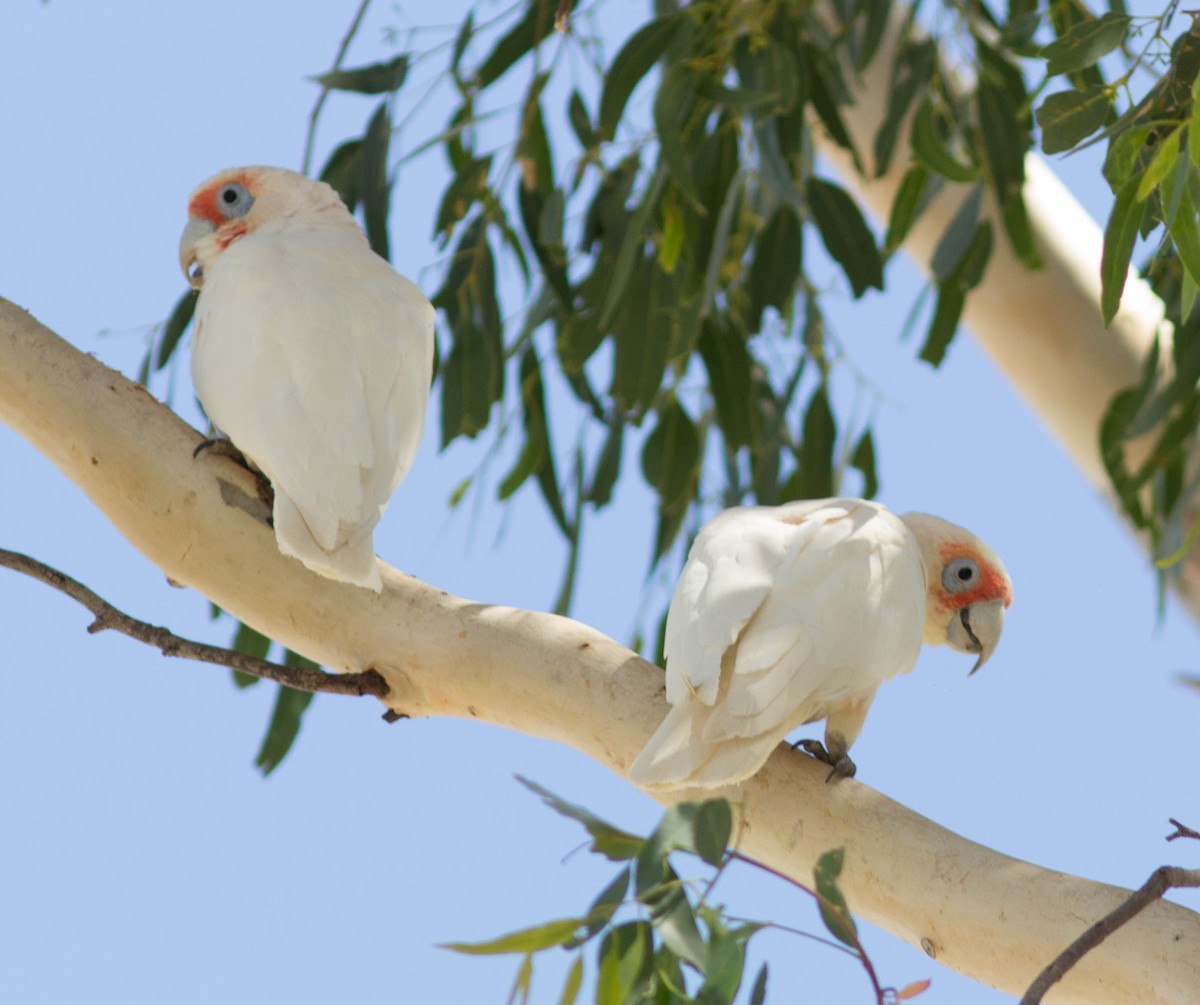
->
[{"left": 2, "top": 299, "right": 1197, "bottom": 1002}]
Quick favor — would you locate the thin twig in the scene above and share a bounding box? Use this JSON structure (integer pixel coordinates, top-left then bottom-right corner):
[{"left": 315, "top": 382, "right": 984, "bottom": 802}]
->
[
  {"left": 0, "top": 548, "right": 389, "bottom": 698},
  {"left": 1168, "top": 818, "right": 1200, "bottom": 842},
  {"left": 1019, "top": 865, "right": 1200, "bottom": 1004},
  {"left": 302, "top": 0, "right": 374, "bottom": 174}
]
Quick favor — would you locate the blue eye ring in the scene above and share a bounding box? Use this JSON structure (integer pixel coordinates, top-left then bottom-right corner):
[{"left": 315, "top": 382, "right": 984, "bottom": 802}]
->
[
  {"left": 217, "top": 183, "right": 254, "bottom": 219},
  {"left": 941, "top": 557, "right": 979, "bottom": 593}
]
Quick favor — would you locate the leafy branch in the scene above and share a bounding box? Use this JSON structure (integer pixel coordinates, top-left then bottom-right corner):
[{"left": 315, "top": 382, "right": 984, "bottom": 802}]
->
[{"left": 446, "top": 780, "right": 930, "bottom": 1004}]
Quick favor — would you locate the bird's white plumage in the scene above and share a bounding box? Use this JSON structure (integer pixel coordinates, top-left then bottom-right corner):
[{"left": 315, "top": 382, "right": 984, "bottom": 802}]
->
[
  {"left": 630, "top": 498, "right": 927, "bottom": 790},
  {"left": 185, "top": 167, "right": 434, "bottom": 590}
]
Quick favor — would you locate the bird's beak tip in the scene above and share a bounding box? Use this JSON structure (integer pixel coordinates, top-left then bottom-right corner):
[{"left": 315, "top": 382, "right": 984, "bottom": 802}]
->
[{"left": 179, "top": 216, "right": 215, "bottom": 286}]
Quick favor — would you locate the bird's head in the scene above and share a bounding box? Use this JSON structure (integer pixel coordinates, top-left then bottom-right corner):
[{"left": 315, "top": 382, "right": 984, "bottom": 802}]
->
[
  {"left": 178, "top": 166, "right": 350, "bottom": 288},
  {"left": 900, "top": 512, "right": 1013, "bottom": 675}
]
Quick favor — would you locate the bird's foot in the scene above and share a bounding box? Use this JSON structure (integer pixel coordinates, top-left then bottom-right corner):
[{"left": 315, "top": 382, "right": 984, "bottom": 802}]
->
[
  {"left": 792, "top": 739, "right": 857, "bottom": 783},
  {"left": 193, "top": 438, "right": 274, "bottom": 515},
  {"left": 193, "top": 436, "right": 249, "bottom": 467}
]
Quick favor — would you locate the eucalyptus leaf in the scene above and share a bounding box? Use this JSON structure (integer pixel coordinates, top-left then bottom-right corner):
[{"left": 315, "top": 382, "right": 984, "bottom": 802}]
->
[{"left": 313, "top": 54, "right": 408, "bottom": 94}]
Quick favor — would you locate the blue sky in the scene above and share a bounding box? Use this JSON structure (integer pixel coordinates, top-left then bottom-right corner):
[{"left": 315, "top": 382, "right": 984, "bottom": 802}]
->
[{"left": 1, "top": 2, "right": 1197, "bottom": 1003}]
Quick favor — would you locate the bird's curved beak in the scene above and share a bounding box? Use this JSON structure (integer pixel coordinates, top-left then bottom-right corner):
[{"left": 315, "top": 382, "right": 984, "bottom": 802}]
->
[
  {"left": 179, "top": 216, "right": 215, "bottom": 289},
  {"left": 948, "top": 597, "right": 1006, "bottom": 675}
]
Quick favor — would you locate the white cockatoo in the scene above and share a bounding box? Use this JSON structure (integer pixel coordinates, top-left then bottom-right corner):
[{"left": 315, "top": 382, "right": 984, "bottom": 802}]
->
[
  {"left": 178, "top": 166, "right": 435, "bottom": 592},
  {"left": 628, "top": 498, "right": 1012, "bottom": 790}
]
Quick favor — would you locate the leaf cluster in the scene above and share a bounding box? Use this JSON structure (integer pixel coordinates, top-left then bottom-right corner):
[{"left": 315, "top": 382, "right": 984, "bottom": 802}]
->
[
  {"left": 1029, "top": 7, "right": 1200, "bottom": 584},
  {"left": 445, "top": 780, "right": 929, "bottom": 1005}
]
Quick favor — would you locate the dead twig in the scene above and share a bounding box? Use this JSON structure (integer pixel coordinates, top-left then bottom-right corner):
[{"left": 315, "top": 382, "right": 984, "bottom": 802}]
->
[
  {"left": 0, "top": 547, "right": 388, "bottom": 698},
  {"left": 1020, "top": 862, "right": 1200, "bottom": 1004},
  {"left": 1168, "top": 819, "right": 1200, "bottom": 842}
]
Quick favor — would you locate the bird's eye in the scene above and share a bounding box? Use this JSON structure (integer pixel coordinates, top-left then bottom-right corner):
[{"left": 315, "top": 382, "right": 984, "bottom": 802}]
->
[
  {"left": 941, "top": 557, "right": 979, "bottom": 593},
  {"left": 217, "top": 183, "right": 254, "bottom": 219}
]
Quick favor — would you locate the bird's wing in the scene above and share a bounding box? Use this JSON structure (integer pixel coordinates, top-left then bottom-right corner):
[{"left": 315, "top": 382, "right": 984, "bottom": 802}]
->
[
  {"left": 706, "top": 499, "right": 926, "bottom": 742},
  {"left": 191, "top": 228, "right": 433, "bottom": 581}
]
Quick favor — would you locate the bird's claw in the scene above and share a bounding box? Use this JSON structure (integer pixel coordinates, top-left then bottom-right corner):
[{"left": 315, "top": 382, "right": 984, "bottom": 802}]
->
[
  {"left": 792, "top": 739, "right": 857, "bottom": 783},
  {"left": 193, "top": 437, "right": 274, "bottom": 513},
  {"left": 193, "top": 436, "right": 249, "bottom": 467}
]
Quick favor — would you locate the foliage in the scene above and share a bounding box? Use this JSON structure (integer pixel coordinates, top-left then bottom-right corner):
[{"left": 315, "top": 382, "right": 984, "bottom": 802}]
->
[
  {"left": 1031, "top": 5, "right": 1200, "bottom": 593},
  {"left": 443, "top": 780, "right": 929, "bottom": 1004},
  {"left": 136, "top": 0, "right": 1200, "bottom": 760}
]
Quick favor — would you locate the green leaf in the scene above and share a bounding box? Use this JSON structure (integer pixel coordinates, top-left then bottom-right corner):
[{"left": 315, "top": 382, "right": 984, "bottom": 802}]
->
[
  {"left": 747, "top": 205, "right": 802, "bottom": 329},
  {"left": 587, "top": 409, "right": 624, "bottom": 508},
  {"left": 691, "top": 799, "right": 732, "bottom": 866},
  {"left": 697, "top": 913, "right": 744, "bottom": 1003},
  {"left": 557, "top": 956, "right": 584, "bottom": 1005},
  {"left": 806, "top": 177, "right": 884, "bottom": 298},
  {"left": 610, "top": 253, "right": 678, "bottom": 413},
  {"left": 1135, "top": 126, "right": 1182, "bottom": 203},
  {"left": 1170, "top": 186, "right": 1200, "bottom": 288},
  {"left": 747, "top": 963, "right": 768, "bottom": 1005},
  {"left": 885, "top": 165, "right": 932, "bottom": 251},
  {"left": 645, "top": 799, "right": 732, "bottom": 868},
  {"left": 930, "top": 185, "right": 984, "bottom": 280},
  {"left": 254, "top": 674, "right": 315, "bottom": 777},
  {"left": 498, "top": 349, "right": 569, "bottom": 534},
  {"left": 791, "top": 385, "right": 837, "bottom": 499},
  {"left": 476, "top": 1, "right": 549, "bottom": 88},
  {"left": 444, "top": 917, "right": 584, "bottom": 955},
  {"left": 568, "top": 90, "right": 597, "bottom": 150},
  {"left": 359, "top": 101, "right": 392, "bottom": 260},
  {"left": 1040, "top": 13, "right": 1131, "bottom": 77},
  {"left": 641, "top": 400, "right": 700, "bottom": 507},
  {"left": 155, "top": 289, "right": 198, "bottom": 371},
  {"left": 599, "top": 14, "right": 684, "bottom": 140},
  {"left": 436, "top": 218, "right": 504, "bottom": 443},
  {"left": 739, "top": 39, "right": 802, "bottom": 114},
  {"left": 596, "top": 922, "right": 654, "bottom": 1005},
  {"left": 517, "top": 777, "right": 645, "bottom": 861},
  {"left": 1190, "top": 76, "right": 1200, "bottom": 167},
  {"left": 510, "top": 953, "right": 533, "bottom": 1005},
  {"left": 976, "top": 76, "right": 1027, "bottom": 200},
  {"left": 319, "top": 139, "right": 364, "bottom": 212},
  {"left": 651, "top": 885, "right": 706, "bottom": 970},
  {"left": 1101, "top": 178, "right": 1144, "bottom": 324},
  {"left": 654, "top": 63, "right": 704, "bottom": 209},
  {"left": 698, "top": 319, "right": 755, "bottom": 448},
  {"left": 921, "top": 222, "right": 993, "bottom": 367},
  {"left": 875, "top": 39, "right": 936, "bottom": 176},
  {"left": 230, "top": 621, "right": 270, "bottom": 688},
  {"left": 1104, "top": 125, "right": 1155, "bottom": 190},
  {"left": 582, "top": 870, "right": 630, "bottom": 939},
  {"left": 313, "top": 54, "right": 409, "bottom": 94},
  {"left": 911, "top": 97, "right": 977, "bottom": 183},
  {"left": 850, "top": 429, "right": 878, "bottom": 499},
  {"left": 813, "top": 848, "right": 858, "bottom": 948},
  {"left": 1037, "top": 86, "right": 1113, "bottom": 154},
  {"left": 921, "top": 284, "right": 966, "bottom": 369},
  {"left": 436, "top": 156, "right": 493, "bottom": 240}
]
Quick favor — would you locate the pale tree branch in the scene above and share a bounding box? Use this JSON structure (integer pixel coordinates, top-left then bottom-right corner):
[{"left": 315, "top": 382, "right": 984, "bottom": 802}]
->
[
  {"left": 0, "top": 547, "right": 389, "bottom": 698},
  {"left": 2, "top": 299, "right": 1199, "bottom": 1002},
  {"left": 1021, "top": 866, "right": 1200, "bottom": 1005}
]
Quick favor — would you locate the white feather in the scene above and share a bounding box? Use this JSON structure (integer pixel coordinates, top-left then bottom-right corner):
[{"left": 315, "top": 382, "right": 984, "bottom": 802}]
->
[
  {"left": 188, "top": 171, "right": 434, "bottom": 590},
  {"left": 629, "top": 498, "right": 926, "bottom": 790}
]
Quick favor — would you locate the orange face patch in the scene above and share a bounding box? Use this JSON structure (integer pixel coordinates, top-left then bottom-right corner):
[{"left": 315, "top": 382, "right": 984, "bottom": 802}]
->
[
  {"left": 187, "top": 172, "right": 253, "bottom": 226},
  {"left": 935, "top": 542, "right": 1012, "bottom": 610}
]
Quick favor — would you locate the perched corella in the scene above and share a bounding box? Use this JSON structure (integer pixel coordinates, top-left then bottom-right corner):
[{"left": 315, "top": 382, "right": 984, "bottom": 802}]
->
[
  {"left": 179, "top": 166, "right": 435, "bottom": 591},
  {"left": 628, "top": 498, "right": 1012, "bottom": 790}
]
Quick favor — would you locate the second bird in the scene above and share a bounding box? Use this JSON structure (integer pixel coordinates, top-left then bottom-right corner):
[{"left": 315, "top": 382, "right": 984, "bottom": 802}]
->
[{"left": 629, "top": 498, "right": 1012, "bottom": 790}]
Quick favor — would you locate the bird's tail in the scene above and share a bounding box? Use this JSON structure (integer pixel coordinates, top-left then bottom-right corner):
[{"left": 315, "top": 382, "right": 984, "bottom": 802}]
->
[
  {"left": 628, "top": 701, "right": 787, "bottom": 792},
  {"left": 273, "top": 492, "right": 383, "bottom": 592}
]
